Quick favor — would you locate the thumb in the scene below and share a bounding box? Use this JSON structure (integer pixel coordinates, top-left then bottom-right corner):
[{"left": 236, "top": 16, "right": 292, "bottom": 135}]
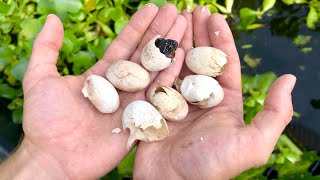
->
[
  {"left": 23, "top": 14, "right": 64, "bottom": 93},
  {"left": 251, "top": 74, "right": 296, "bottom": 151}
]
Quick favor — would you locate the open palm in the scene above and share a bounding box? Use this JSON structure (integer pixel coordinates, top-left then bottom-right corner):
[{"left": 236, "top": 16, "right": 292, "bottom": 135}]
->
[
  {"left": 21, "top": 4, "right": 188, "bottom": 179},
  {"left": 134, "top": 7, "right": 296, "bottom": 179}
]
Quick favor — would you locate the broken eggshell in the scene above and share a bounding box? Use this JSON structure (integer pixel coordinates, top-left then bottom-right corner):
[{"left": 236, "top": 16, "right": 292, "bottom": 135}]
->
[
  {"left": 179, "top": 75, "right": 224, "bottom": 108},
  {"left": 141, "top": 35, "right": 178, "bottom": 72},
  {"left": 106, "top": 60, "right": 150, "bottom": 92},
  {"left": 82, "top": 75, "right": 120, "bottom": 113},
  {"left": 150, "top": 86, "right": 188, "bottom": 122},
  {"left": 186, "top": 47, "right": 228, "bottom": 77},
  {"left": 122, "top": 100, "right": 169, "bottom": 149}
]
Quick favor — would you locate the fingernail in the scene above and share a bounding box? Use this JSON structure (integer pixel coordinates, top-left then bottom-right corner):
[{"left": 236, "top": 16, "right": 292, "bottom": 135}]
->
[
  {"left": 201, "top": 6, "right": 207, "bottom": 13},
  {"left": 46, "top": 14, "right": 56, "bottom": 20},
  {"left": 186, "top": 9, "right": 192, "bottom": 13},
  {"left": 145, "top": 3, "right": 155, "bottom": 8},
  {"left": 45, "top": 14, "right": 55, "bottom": 23},
  {"left": 287, "top": 74, "right": 297, "bottom": 93}
]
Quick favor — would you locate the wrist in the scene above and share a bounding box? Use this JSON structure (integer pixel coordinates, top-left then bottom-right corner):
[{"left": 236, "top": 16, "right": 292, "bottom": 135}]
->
[{"left": 0, "top": 139, "right": 68, "bottom": 180}]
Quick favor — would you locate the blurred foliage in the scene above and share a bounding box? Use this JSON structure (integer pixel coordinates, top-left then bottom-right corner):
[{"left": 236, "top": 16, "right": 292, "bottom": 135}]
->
[{"left": 0, "top": 0, "right": 320, "bottom": 179}]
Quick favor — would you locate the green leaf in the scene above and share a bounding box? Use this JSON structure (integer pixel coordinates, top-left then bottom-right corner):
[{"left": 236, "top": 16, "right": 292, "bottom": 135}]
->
[
  {"left": 213, "top": 3, "right": 228, "bottom": 14},
  {"left": 84, "top": 0, "right": 97, "bottom": 11},
  {"left": 71, "top": 51, "right": 96, "bottom": 75},
  {"left": 113, "top": 0, "right": 125, "bottom": 7},
  {"left": 206, "top": 5, "right": 219, "bottom": 14},
  {"left": 306, "top": 7, "right": 319, "bottom": 30},
  {"left": 149, "top": 0, "right": 167, "bottom": 8},
  {"left": 68, "top": 10, "right": 87, "bottom": 22},
  {"left": 55, "top": 0, "right": 83, "bottom": 13},
  {"left": 0, "top": 83, "right": 22, "bottom": 99},
  {"left": 241, "top": 44, "right": 253, "bottom": 49},
  {"left": 11, "top": 59, "right": 28, "bottom": 82},
  {"left": 262, "top": 0, "right": 276, "bottom": 13},
  {"left": 97, "top": 7, "right": 112, "bottom": 22},
  {"left": 117, "top": 148, "right": 136, "bottom": 176},
  {"left": 0, "top": 45, "right": 14, "bottom": 71},
  {"left": 88, "top": 37, "right": 109, "bottom": 59},
  {"left": 254, "top": 73, "right": 277, "bottom": 93},
  {"left": 300, "top": 47, "right": 312, "bottom": 53},
  {"left": 234, "top": 166, "right": 268, "bottom": 179},
  {"left": 282, "top": 0, "right": 294, "bottom": 5},
  {"left": 293, "top": 35, "right": 311, "bottom": 46},
  {"left": 243, "top": 54, "right": 261, "bottom": 68},
  {"left": 1, "top": 22, "right": 14, "bottom": 34},
  {"left": 246, "top": 23, "right": 265, "bottom": 30},
  {"left": 237, "top": 8, "right": 257, "bottom": 30},
  {"left": 64, "top": 30, "right": 81, "bottom": 53},
  {"left": 97, "top": 21, "right": 115, "bottom": 37},
  {"left": 7, "top": 98, "right": 23, "bottom": 110},
  {"left": 37, "top": 0, "right": 55, "bottom": 14},
  {"left": 85, "top": 31, "right": 99, "bottom": 42},
  {"left": 12, "top": 108, "right": 23, "bottom": 124},
  {"left": 109, "top": 7, "right": 125, "bottom": 21},
  {"left": 20, "top": 19, "right": 43, "bottom": 39},
  {"left": 225, "top": 0, "right": 234, "bottom": 13},
  {"left": 0, "top": 1, "right": 16, "bottom": 16},
  {"left": 114, "top": 19, "right": 128, "bottom": 34},
  {"left": 96, "top": 0, "right": 108, "bottom": 10},
  {"left": 294, "top": 0, "right": 307, "bottom": 4},
  {"left": 61, "top": 37, "right": 74, "bottom": 54},
  {"left": 0, "top": 34, "right": 12, "bottom": 45},
  {"left": 311, "top": 2, "right": 320, "bottom": 9},
  {"left": 101, "top": 169, "right": 122, "bottom": 180}
]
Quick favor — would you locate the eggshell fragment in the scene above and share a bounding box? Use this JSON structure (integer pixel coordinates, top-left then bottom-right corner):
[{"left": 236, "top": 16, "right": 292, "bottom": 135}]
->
[
  {"left": 180, "top": 75, "right": 224, "bottom": 108},
  {"left": 122, "top": 100, "right": 169, "bottom": 149},
  {"left": 112, "top": 128, "right": 121, "bottom": 134},
  {"left": 82, "top": 75, "right": 120, "bottom": 113},
  {"left": 186, "top": 47, "right": 227, "bottom": 77},
  {"left": 106, "top": 60, "right": 150, "bottom": 92}
]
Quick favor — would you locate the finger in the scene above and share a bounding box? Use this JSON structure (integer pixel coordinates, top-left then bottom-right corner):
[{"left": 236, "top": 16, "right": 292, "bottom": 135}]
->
[
  {"left": 147, "top": 15, "right": 187, "bottom": 83},
  {"left": 180, "top": 9, "right": 193, "bottom": 52},
  {"left": 193, "top": 6, "right": 211, "bottom": 47},
  {"left": 208, "top": 13, "right": 241, "bottom": 92},
  {"left": 146, "top": 48, "right": 185, "bottom": 100},
  {"left": 85, "top": 3, "right": 159, "bottom": 76},
  {"left": 179, "top": 9, "right": 194, "bottom": 79},
  {"left": 130, "top": 3, "right": 178, "bottom": 63},
  {"left": 23, "top": 14, "right": 63, "bottom": 92},
  {"left": 251, "top": 74, "right": 296, "bottom": 151}
]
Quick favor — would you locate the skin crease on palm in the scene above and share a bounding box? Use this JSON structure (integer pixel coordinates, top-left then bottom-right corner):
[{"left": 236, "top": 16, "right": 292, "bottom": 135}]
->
[{"left": 1, "top": 3, "right": 296, "bottom": 180}]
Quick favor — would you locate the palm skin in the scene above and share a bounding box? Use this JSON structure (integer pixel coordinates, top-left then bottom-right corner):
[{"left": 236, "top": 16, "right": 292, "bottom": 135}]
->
[
  {"left": 21, "top": 4, "right": 188, "bottom": 179},
  {"left": 134, "top": 7, "right": 296, "bottom": 180}
]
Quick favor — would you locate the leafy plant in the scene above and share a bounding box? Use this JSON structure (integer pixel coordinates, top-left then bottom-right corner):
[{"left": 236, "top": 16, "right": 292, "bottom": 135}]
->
[{"left": 282, "top": 0, "right": 320, "bottom": 29}]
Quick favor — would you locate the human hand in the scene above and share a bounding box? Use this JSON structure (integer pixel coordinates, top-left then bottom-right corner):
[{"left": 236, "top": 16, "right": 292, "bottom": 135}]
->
[
  {"left": 0, "top": 3, "right": 188, "bottom": 179},
  {"left": 133, "top": 6, "right": 297, "bottom": 180}
]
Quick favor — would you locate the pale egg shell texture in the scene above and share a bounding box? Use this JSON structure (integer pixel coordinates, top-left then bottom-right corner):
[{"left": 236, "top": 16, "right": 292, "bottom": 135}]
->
[
  {"left": 106, "top": 60, "right": 150, "bottom": 92},
  {"left": 82, "top": 75, "right": 120, "bottom": 113},
  {"left": 122, "top": 100, "right": 169, "bottom": 149},
  {"left": 141, "top": 35, "right": 173, "bottom": 72},
  {"left": 150, "top": 86, "right": 188, "bottom": 122},
  {"left": 186, "top": 47, "right": 227, "bottom": 77},
  {"left": 180, "top": 75, "right": 224, "bottom": 108}
]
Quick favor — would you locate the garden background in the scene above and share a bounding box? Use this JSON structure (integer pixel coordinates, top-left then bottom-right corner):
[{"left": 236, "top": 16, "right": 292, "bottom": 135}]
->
[{"left": 0, "top": 0, "right": 320, "bottom": 179}]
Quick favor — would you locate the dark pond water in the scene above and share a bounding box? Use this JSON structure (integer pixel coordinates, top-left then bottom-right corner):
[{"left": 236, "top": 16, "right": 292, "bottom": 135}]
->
[{"left": 235, "top": 21, "right": 320, "bottom": 150}]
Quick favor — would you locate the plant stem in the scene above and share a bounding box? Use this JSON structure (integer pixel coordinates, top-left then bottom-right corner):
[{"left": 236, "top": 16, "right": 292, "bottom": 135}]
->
[{"left": 279, "top": 134, "right": 303, "bottom": 155}]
